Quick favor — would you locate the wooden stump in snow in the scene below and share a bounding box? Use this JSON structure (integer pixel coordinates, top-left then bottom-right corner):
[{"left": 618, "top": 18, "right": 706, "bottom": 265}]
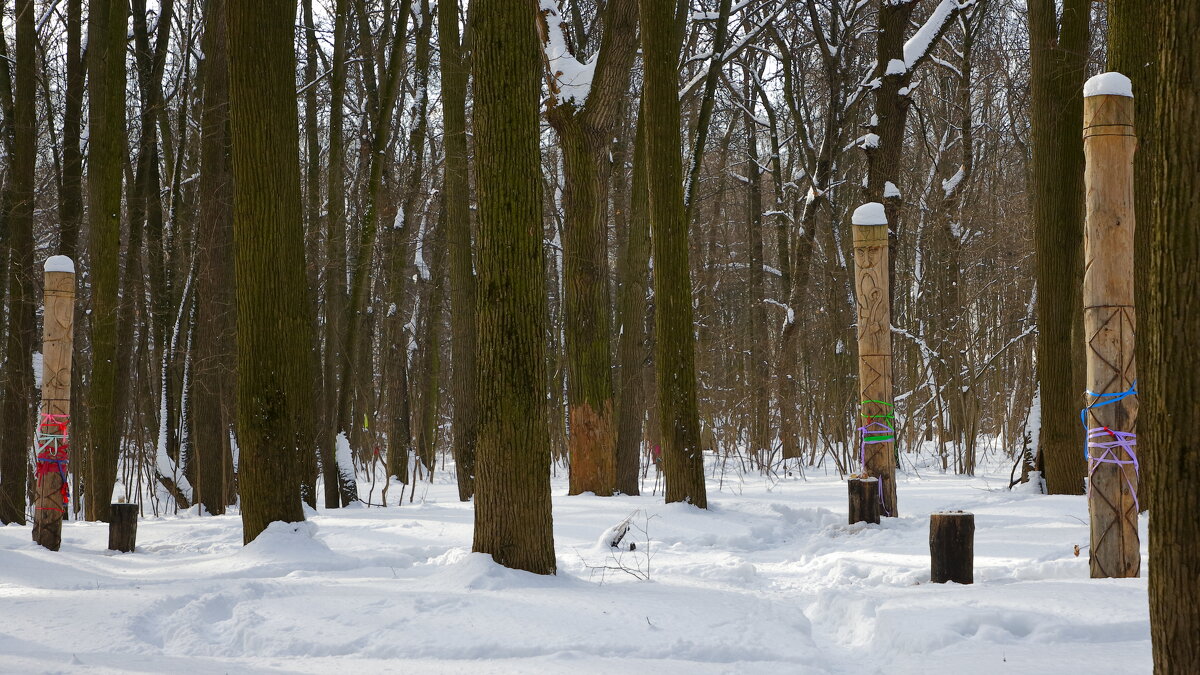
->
[
  {"left": 108, "top": 503, "right": 138, "bottom": 552},
  {"left": 930, "top": 511, "right": 974, "bottom": 584},
  {"left": 848, "top": 477, "right": 881, "bottom": 524}
]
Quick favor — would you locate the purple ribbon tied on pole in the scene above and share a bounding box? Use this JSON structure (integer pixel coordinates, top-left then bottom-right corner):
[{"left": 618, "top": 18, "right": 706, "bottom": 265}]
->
[{"left": 1080, "top": 383, "right": 1138, "bottom": 511}]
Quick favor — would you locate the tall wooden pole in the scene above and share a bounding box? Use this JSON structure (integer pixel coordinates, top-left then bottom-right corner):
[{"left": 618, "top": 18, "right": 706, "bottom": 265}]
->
[
  {"left": 1081, "top": 72, "right": 1139, "bottom": 578},
  {"left": 33, "top": 256, "right": 76, "bottom": 551},
  {"left": 851, "top": 203, "right": 897, "bottom": 516}
]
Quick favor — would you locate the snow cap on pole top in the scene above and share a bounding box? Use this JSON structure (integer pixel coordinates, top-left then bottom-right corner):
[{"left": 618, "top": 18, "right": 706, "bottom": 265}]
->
[
  {"left": 852, "top": 202, "right": 887, "bottom": 226},
  {"left": 1084, "top": 72, "right": 1133, "bottom": 98},
  {"left": 44, "top": 255, "right": 75, "bottom": 274}
]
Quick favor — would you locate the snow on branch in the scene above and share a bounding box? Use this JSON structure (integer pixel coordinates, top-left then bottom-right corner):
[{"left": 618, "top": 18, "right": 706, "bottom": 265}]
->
[
  {"left": 538, "top": 0, "right": 596, "bottom": 108},
  {"left": 903, "top": 0, "right": 974, "bottom": 70}
]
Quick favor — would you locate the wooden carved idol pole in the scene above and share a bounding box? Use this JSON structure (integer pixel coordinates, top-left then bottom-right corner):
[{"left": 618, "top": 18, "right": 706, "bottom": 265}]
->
[
  {"left": 851, "top": 202, "right": 897, "bottom": 516},
  {"left": 33, "top": 255, "right": 76, "bottom": 551},
  {"left": 1081, "top": 72, "right": 1139, "bottom": 578}
]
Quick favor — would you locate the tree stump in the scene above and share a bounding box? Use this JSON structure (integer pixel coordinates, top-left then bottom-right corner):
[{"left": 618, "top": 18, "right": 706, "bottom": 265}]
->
[
  {"left": 108, "top": 503, "right": 138, "bottom": 552},
  {"left": 930, "top": 511, "right": 974, "bottom": 584},
  {"left": 849, "top": 477, "right": 881, "bottom": 524}
]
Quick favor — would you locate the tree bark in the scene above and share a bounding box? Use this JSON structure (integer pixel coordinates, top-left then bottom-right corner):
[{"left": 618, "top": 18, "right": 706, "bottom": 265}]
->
[
  {"left": 1146, "top": 4, "right": 1200, "bottom": 668},
  {"left": 614, "top": 107, "right": 651, "bottom": 496},
  {"left": 58, "top": 0, "right": 84, "bottom": 259},
  {"left": 743, "top": 77, "right": 770, "bottom": 468},
  {"left": 337, "top": 0, "right": 414, "bottom": 462},
  {"left": 191, "top": 0, "right": 237, "bottom": 516},
  {"left": 0, "top": 0, "right": 36, "bottom": 525},
  {"left": 322, "top": 0, "right": 351, "bottom": 509},
  {"left": 471, "top": 0, "right": 557, "bottom": 574},
  {"left": 107, "top": 502, "right": 138, "bottom": 552},
  {"left": 539, "top": 0, "right": 639, "bottom": 497},
  {"left": 84, "top": 0, "right": 128, "bottom": 523},
  {"left": 1029, "top": 0, "right": 1090, "bottom": 495},
  {"left": 639, "top": 0, "right": 706, "bottom": 508},
  {"left": 227, "top": 0, "right": 314, "bottom": 543},
  {"left": 415, "top": 210, "right": 447, "bottom": 474},
  {"left": 131, "top": 0, "right": 178, "bottom": 470},
  {"left": 1108, "top": 0, "right": 1158, "bottom": 511},
  {"left": 441, "top": 0, "right": 478, "bottom": 501},
  {"left": 929, "top": 511, "right": 974, "bottom": 584},
  {"left": 683, "top": 0, "right": 732, "bottom": 219}
]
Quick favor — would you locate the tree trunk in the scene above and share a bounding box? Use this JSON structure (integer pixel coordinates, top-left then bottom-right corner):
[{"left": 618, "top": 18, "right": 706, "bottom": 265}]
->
[
  {"left": 0, "top": 17, "right": 11, "bottom": 354},
  {"left": 639, "top": 0, "right": 707, "bottom": 508},
  {"left": 58, "top": 0, "right": 84, "bottom": 259},
  {"left": 322, "top": 0, "right": 350, "bottom": 509},
  {"left": 1029, "top": 0, "right": 1090, "bottom": 495},
  {"left": 131, "top": 0, "right": 178, "bottom": 472},
  {"left": 0, "top": 0, "right": 36, "bottom": 525},
  {"left": 441, "top": 0, "right": 477, "bottom": 502},
  {"left": 191, "top": 0, "right": 236, "bottom": 516},
  {"left": 1108, "top": 0, "right": 1158, "bottom": 511},
  {"left": 227, "top": 0, "right": 314, "bottom": 543},
  {"left": 614, "top": 108, "right": 651, "bottom": 496},
  {"left": 471, "top": 0, "right": 556, "bottom": 574},
  {"left": 299, "top": 0, "right": 324, "bottom": 509},
  {"left": 337, "top": 0, "right": 414, "bottom": 460},
  {"left": 1146, "top": 4, "right": 1200, "bottom": 668},
  {"left": 683, "top": 0, "right": 732, "bottom": 219},
  {"left": 539, "top": 0, "right": 639, "bottom": 497},
  {"left": 744, "top": 81, "right": 770, "bottom": 468},
  {"left": 84, "top": 0, "right": 128, "bottom": 523},
  {"left": 415, "top": 210, "right": 447, "bottom": 474}
]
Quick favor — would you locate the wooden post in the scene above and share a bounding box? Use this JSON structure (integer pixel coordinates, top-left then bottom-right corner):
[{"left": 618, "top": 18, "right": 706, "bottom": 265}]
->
[
  {"left": 848, "top": 477, "right": 881, "bottom": 524},
  {"left": 108, "top": 502, "right": 138, "bottom": 552},
  {"left": 851, "top": 203, "right": 897, "bottom": 516},
  {"left": 930, "top": 511, "right": 974, "bottom": 584},
  {"left": 32, "top": 256, "right": 76, "bottom": 551},
  {"left": 1081, "top": 72, "right": 1139, "bottom": 579}
]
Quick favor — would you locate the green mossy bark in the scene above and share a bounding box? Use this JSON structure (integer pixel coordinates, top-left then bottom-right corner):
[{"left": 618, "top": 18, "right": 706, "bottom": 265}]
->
[
  {"left": 1029, "top": 0, "right": 1090, "bottom": 495},
  {"left": 639, "top": 0, "right": 707, "bottom": 508},
  {"left": 0, "top": 0, "right": 36, "bottom": 525},
  {"left": 83, "top": 0, "right": 127, "bottom": 523},
  {"left": 440, "top": 0, "right": 478, "bottom": 502},
  {"left": 190, "top": 0, "right": 237, "bottom": 516},
  {"left": 227, "top": 0, "right": 315, "bottom": 543},
  {"left": 470, "top": 0, "right": 557, "bottom": 574},
  {"left": 614, "top": 112, "right": 651, "bottom": 496}
]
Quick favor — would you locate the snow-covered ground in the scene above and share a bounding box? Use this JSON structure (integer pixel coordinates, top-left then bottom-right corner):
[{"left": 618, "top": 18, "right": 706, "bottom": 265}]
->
[{"left": 0, "top": 457, "right": 1150, "bottom": 674}]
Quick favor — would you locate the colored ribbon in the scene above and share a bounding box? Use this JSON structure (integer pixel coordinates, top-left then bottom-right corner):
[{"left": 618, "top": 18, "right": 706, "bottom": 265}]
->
[
  {"left": 858, "top": 400, "right": 894, "bottom": 516},
  {"left": 1080, "top": 383, "right": 1138, "bottom": 512},
  {"left": 35, "top": 413, "right": 70, "bottom": 512}
]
